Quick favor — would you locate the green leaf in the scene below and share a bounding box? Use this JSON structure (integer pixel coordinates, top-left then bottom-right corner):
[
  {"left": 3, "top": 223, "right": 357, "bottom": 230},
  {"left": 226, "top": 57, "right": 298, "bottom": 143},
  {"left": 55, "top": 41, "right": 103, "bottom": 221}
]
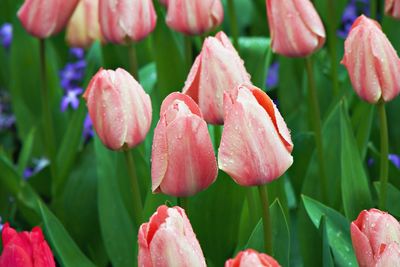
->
[
  {"left": 38, "top": 201, "right": 96, "bottom": 267},
  {"left": 302, "top": 195, "right": 357, "bottom": 267},
  {"left": 95, "top": 138, "right": 137, "bottom": 267},
  {"left": 374, "top": 182, "right": 400, "bottom": 218},
  {"left": 351, "top": 101, "right": 374, "bottom": 160},
  {"left": 17, "top": 127, "right": 36, "bottom": 175},
  {"left": 319, "top": 216, "right": 335, "bottom": 267},
  {"left": 340, "top": 102, "right": 372, "bottom": 220}
]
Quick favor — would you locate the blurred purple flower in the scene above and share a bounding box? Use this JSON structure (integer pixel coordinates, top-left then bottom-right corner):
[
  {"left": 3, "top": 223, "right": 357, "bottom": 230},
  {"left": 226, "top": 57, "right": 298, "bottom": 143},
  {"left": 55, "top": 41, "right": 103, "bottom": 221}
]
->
[
  {"left": 0, "top": 23, "right": 12, "bottom": 50},
  {"left": 389, "top": 154, "right": 400, "bottom": 169},
  {"left": 83, "top": 114, "right": 94, "bottom": 140},
  {"left": 0, "top": 216, "right": 3, "bottom": 232},
  {"left": 70, "top": 48, "right": 85, "bottom": 59},
  {"left": 338, "top": 0, "right": 370, "bottom": 38},
  {"left": 266, "top": 62, "right": 279, "bottom": 89},
  {"left": 61, "top": 87, "right": 83, "bottom": 112},
  {"left": 59, "top": 61, "right": 86, "bottom": 90},
  {"left": 23, "top": 157, "right": 49, "bottom": 180},
  {"left": 367, "top": 157, "right": 374, "bottom": 166}
]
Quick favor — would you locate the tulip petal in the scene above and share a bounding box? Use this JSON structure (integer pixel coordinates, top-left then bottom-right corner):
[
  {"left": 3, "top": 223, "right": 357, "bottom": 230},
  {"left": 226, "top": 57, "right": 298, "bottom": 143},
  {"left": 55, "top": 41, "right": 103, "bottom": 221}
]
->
[
  {"left": 182, "top": 54, "right": 202, "bottom": 103},
  {"left": 351, "top": 221, "right": 375, "bottom": 267},
  {"left": 375, "top": 242, "right": 400, "bottom": 267}
]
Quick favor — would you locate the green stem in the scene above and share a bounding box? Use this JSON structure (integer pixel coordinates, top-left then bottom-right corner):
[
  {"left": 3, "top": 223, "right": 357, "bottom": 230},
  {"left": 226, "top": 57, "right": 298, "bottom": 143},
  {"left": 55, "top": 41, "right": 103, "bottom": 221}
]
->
[
  {"left": 39, "top": 39, "right": 57, "bottom": 186},
  {"left": 227, "top": 0, "right": 239, "bottom": 49},
  {"left": 305, "top": 57, "right": 328, "bottom": 203},
  {"left": 327, "top": 0, "right": 339, "bottom": 96},
  {"left": 378, "top": 102, "right": 389, "bottom": 210},
  {"left": 246, "top": 188, "right": 258, "bottom": 224},
  {"left": 178, "top": 197, "right": 189, "bottom": 213},
  {"left": 213, "top": 125, "right": 222, "bottom": 148},
  {"left": 128, "top": 43, "right": 139, "bottom": 81},
  {"left": 258, "top": 184, "right": 272, "bottom": 255},
  {"left": 123, "top": 149, "right": 143, "bottom": 227},
  {"left": 370, "top": 0, "right": 377, "bottom": 20},
  {"left": 185, "top": 36, "right": 193, "bottom": 71}
]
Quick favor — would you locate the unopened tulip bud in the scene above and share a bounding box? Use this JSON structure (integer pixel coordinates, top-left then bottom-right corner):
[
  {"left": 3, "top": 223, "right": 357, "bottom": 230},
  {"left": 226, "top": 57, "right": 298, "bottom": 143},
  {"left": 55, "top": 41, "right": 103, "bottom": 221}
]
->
[
  {"left": 151, "top": 92, "right": 217, "bottom": 197},
  {"left": 164, "top": 0, "right": 224, "bottom": 35},
  {"left": 17, "top": 0, "right": 79, "bottom": 38},
  {"left": 341, "top": 15, "right": 400, "bottom": 103},
  {"left": 351, "top": 209, "right": 400, "bottom": 267},
  {"left": 183, "top": 31, "right": 251, "bottom": 125},
  {"left": 99, "top": 0, "right": 157, "bottom": 44},
  {"left": 83, "top": 68, "right": 152, "bottom": 150},
  {"left": 0, "top": 223, "right": 55, "bottom": 267},
  {"left": 225, "top": 249, "right": 281, "bottom": 267},
  {"left": 138, "top": 205, "right": 206, "bottom": 267},
  {"left": 218, "top": 84, "right": 293, "bottom": 186},
  {"left": 385, "top": 0, "right": 400, "bottom": 19},
  {"left": 266, "top": 0, "right": 326, "bottom": 57},
  {"left": 66, "top": 0, "right": 102, "bottom": 48}
]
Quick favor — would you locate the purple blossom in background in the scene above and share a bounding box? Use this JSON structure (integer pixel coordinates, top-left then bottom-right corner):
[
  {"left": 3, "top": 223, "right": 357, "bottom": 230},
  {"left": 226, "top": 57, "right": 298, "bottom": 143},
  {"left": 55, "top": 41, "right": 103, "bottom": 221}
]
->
[
  {"left": 0, "top": 91, "right": 15, "bottom": 131},
  {"left": 266, "top": 62, "right": 279, "bottom": 89},
  {"left": 83, "top": 114, "right": 94, "bottom": 141},
  {"left": 70, "top": 47, "right": 85, "bottom": 60},
  {"left": 23, "top": 157, "right": 50, "bottom": 180},
  {"left": 338, "top": 0, "right": 370, "bottom": 38},
  {"left": 0, "top": 23, "right": 12, "bottom": 50},
  {"left": 389, "top": 154, "right": 400, "bottom": 169},
  {"left": 60, "top": 87, "right": 83, "bottom": 112}
]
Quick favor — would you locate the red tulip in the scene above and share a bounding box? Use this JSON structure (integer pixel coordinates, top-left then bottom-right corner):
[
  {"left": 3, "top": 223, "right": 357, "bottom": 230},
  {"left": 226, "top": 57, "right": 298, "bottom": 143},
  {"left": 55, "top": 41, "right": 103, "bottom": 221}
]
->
[
  {"left": 351, "top": 209, "right": 400, "bottom": 267},
  {"left": 99, "top": 0, "right": 157, "bottom": 44},
  {"left": 66, "top": 0, "right": 102, "bottom": 48},
  {"left": 218, "top": 84, "right": 293, "bottom": 186},
  {"left": 0, "top": 223, "right": 55, "bottom": 267},
  {"left": 83, "top": 68, "right": 152, "bottom": 150},
  {"left": 183, "top": 31, "right": 251, "bottom": 125},
  {"left": 266, "top": 0, "right": 326, "bottom": 57},
  {"left": 151, "top": 92, "right": 217, "bottom": 197},
  {"left": 17, "top": 0, "right": 79, "bottom": 38},
  {"left": 225, "top": 249, "right": 281, "bottom": 267},
  {"left": 138, "top": 205, "right": 206, "bottom": 267},
  {"left": 164, "top": 0, "right": 224, "bottom": 35},
  {"left": 341, "top": 15, "right": 400, "bottom": 103},
  {"left": 385, "top": 0, "right": 400, "bottom": 19}
]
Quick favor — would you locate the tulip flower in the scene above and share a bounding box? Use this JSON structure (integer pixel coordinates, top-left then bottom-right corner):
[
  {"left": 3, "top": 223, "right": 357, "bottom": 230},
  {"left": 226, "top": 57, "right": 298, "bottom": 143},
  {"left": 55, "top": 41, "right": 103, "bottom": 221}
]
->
[
  {"left": 225, "top": 249, "right": 281, "bottom": 267},
  {"left": 151, "top": 92, "right": 217, "bottom": 197},
  {"left": 385, "top": 0, "right": 400, "bottom": 19},
  {"left": 164, "top": 0, "right": 224, "bottom": 35},
  {"left": 266, "top": 0, "right": 326, "bottom": 57},
  {"left": 218, "top": 84, "right": 293, "bottom": 186},
  {"left": 183, "top": 31, "right": 251, "bottom": 125},
  {"left": 17, "top": 0, "right": 80, "bottom": 38},
  {"left": 341, "top": 15, "right": 400, "bottom": 103},
  {"left": 99, "top": 0, "right": 157, "bottom": 44},
  {"left": 83, "top": 68, "right": 152, "bottom": 150},
  {"left": 351, "top": 209, "right": 400, "bottom": 267},
  {"left": 0, "top": 223, "right": 55, "bottom": 267},
  {"left": 138, "top": 205, "right": 206, "bottom": 267},
  {"left": 66, "top": 0, "right": 102, "bottom": 48}
]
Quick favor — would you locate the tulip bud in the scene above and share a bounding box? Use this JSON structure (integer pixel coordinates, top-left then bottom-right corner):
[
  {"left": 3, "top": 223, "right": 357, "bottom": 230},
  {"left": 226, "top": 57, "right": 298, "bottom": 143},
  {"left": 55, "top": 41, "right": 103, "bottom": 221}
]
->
[
  {"left": 17, "top": 0, "right": 80, "bottom": 38},
  {"left": 0, "top": 223, "right": 55, "bottom": 267},
  {"left": 385, "top": 0, "right": 400, "bottom": 19},
  {"left": 83, "top": 68, "right": 152, "bottom": 150},
  {"left": 138, "top": 205, "right": 206, "bottom": 267},
  {"left": 351, "top": 209, "right": 400, "bottom": 267},
  {"left": 341, "top": 15, "right": 400, "bottom": 103},
  {"left": 164, "top": 0, "right": 224, "bottom": 35},
  {"left": 99, "top": 0, "right": 157, "bottom": 44},
  {"left": 66, "top": 0, "right": 102, "bottom": 48},
  {"left": 266, "top": 0, "right": 326, "bottom": 57},
  {"left": 218, "top": 84, "right": 293, "bottom": 186},
  {"left": 225, "top": 249, "right": 281, "bottom": 267},
  {"left": 151, "top": 92, "right": 217, "bottom": 197},
  {"left": 183, "top": 31, "right": 251, "bottom": 125}
]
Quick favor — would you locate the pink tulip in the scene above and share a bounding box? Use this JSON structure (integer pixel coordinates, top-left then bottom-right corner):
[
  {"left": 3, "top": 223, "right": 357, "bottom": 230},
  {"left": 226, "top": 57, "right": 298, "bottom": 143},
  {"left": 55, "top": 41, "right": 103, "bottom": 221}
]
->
[
  {"left": 266, "top": 0, "right": 326, "bottom": 57},
  {"left": 225, "top": 249, "right": 281, "bottom": 267},
  {"left": 138, "top": 205, "right": 206, "bottom": 267},
  {"left": 151, "top": 92, "right": 217, "bottom": 197},
  {"left": 66, "top": 0, "right": 102, "bottom": 48},
  {"left": 164, "top": 0, "right": 224, "bottom": 35},
  {"left": 385, "top": 0, "right": 400, "bottom": 19},
  {"left": 17, "top": 0, "right": 79, "bottom": 38},
  {"left": 341, "top": 15, "right": 400, "bottom": 103},
  {"left": 351, "top": 209, "right": 400, "bottom": 267},
  {"left": 0, "top": 223, "right": 55, "bottom": 267},
  {"left": 218, "top": 84, "right": 293, "bottom": 186},
  {"left": 83, "top": 68, "right": 152, "bottom": 150},
  {"left": 99, "top": 0, "right": 157, "bottom": 44},
  {"left": 183, "top": 31, "right": 251, "bottom": 125}
]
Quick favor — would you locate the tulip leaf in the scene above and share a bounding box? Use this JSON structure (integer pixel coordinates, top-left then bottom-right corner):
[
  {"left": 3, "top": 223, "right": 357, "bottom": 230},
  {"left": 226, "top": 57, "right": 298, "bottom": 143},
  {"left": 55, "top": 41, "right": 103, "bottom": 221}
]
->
[
  {"left": 374, "top": 182, "right": 400, "bottom": 218},
  {"left": 340, "top": 102, "right": 372, "bottom": 220},
  {"left": 351, "top": 101, "right": 374, "bottom": 160},
  {"left": 16, "top": 127, "right": 36, "bottom": 175},
  {"left": 319, "top": 216, "right": 335, "bottom": 267},
  {"left": 38, "top": 201, "right": 96, "bottom": 267},
  {"left": 95, "top": 137, "right": 137, "bottom": 267},
  {"left": 302, "top": 195, "right": 357, "bottom": 266}
]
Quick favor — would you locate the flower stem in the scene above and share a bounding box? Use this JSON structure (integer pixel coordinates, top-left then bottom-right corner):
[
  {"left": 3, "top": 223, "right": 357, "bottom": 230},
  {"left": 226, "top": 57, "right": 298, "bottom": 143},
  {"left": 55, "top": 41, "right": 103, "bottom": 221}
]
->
[
  {"left": 305, "top": 57, "right": 328, "bottom": 203},
  {"left": 327, "top": 0, "right": 339, "bottom": 96},
  {"left": 227, "top": 0, "right": 239, "bottom": 49},
  {"left": 123, "top": 149, "right": 143, "bottom": 227},
  {"left": 39, "top": 39, "right": 57, "bottom": 186},
  {"left": 378, "top": 101, "right": 389, "bottom": 210},
  {"left": 258, "top": 184, "right": 272, "bottom": 255},
  {"left": 128, "top": 43, "right": 139, "bottom": 81}
]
